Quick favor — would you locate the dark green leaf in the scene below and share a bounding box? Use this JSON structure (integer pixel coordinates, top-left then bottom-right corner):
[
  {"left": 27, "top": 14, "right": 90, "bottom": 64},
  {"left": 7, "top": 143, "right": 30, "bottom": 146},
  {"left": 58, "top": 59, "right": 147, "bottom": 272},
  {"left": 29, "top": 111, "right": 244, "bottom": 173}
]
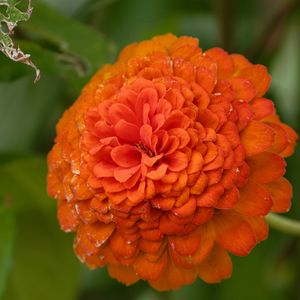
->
[
  {"left": 0, "top": 75, "right": 64, "bottom": 153},
  {"left": 0, "top": 157, "right": 53, "bottom": 212},
  {"left": 21, "top": 1, "right": 111, "bottom": 75},
  {"left": 0, "top": 157, "right": 80, "bottom": 300}
]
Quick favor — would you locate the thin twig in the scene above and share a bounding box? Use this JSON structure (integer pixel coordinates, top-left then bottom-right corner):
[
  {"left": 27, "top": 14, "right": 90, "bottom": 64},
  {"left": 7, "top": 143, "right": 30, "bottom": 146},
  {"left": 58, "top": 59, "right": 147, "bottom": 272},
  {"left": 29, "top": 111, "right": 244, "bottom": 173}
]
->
[
  {"left": 247, "top": 0, "right": 300, "bottom": 60},
  {"left": 217, "top": 0, "right": 234, "bottom": 52}
]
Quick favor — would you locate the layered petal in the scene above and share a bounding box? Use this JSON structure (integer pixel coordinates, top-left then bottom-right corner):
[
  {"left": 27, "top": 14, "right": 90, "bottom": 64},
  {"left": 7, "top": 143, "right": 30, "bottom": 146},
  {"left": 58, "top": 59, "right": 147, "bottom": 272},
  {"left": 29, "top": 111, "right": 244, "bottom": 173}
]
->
[{"left": 47, "top": 33, "right": 297, "bottom": 291}]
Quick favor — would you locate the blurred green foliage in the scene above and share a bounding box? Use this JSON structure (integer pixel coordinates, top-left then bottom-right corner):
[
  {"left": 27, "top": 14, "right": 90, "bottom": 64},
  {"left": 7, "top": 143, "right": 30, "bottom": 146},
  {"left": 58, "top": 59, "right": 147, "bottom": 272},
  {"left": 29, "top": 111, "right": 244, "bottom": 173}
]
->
[{"left": 0, "top": 0, "right": 299, "bottom": 300}]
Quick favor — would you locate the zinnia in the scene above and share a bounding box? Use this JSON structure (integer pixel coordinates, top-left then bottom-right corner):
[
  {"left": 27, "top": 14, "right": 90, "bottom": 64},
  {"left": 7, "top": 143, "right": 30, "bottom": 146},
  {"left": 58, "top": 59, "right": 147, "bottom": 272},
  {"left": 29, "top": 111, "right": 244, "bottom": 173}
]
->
[{"left": 47, "top": 34, "right": 298, "bottom": 290}]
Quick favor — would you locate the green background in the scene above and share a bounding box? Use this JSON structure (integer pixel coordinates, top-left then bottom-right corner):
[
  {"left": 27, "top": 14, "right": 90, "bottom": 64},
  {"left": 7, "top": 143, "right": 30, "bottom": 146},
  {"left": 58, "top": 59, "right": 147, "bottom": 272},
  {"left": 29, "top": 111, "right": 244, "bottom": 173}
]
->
[{"left": 0, "top": 0, "right": 300, "bottom": 299}]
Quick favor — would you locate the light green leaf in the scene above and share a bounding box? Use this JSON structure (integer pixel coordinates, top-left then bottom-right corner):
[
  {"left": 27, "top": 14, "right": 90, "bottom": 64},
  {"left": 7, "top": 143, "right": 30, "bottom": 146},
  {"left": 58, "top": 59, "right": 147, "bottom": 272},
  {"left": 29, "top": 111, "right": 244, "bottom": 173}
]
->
[
  {"left": 3, "top": 211, "right": 80, "bottom": 300},
  {"left": 39, "top": 0, "right": 89, "bottom": 16},
  {"left": 0, "top": 0, "right": 40, "bottom": 81},
  {"left": 270, "top": 19, "right": 300, "bottom": 128}
]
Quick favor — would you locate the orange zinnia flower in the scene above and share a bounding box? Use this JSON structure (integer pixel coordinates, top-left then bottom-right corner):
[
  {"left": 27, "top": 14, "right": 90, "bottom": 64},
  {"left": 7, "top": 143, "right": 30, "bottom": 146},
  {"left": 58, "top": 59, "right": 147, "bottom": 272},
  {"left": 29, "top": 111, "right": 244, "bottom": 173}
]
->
[{"left": 47, "top": 34, "right": 298, "bottom": 290}]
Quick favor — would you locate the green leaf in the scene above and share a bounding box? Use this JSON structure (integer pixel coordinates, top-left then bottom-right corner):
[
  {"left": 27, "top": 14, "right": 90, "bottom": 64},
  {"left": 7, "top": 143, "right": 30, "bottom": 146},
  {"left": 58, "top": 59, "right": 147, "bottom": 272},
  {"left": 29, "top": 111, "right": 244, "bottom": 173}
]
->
[
  {"left": 0, "top": 157, "right": 80, "bottom": 300},
  {"left": 21, "top": 1, "right": 111, "bottom": 76},
  {"left": 0, "top": 207, "right": 15, "bottom": 299},
  {"left": 39, "top": 0, "right": 90, "bottom": 16}
]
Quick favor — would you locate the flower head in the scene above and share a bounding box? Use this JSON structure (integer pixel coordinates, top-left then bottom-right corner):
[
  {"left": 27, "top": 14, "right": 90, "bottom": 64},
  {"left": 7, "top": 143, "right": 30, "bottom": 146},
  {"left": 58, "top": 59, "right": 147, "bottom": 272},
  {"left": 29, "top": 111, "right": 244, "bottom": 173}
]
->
[{"left": 47, "top": 34, "right": 298, "bottom": 290}]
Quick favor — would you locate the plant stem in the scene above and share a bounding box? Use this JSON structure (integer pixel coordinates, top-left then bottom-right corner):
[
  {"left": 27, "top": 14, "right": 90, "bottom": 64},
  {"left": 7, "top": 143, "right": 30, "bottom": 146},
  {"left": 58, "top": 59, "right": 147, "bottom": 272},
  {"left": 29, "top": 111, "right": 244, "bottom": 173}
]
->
[
  {"left": 266, "top": 213, "right": 300, "bottom": 237},
  {"left": 247, "top": 0, "right": 300, "bottom": 60},
  {"left": 217, "top": 0, "right": 234, "bottom": 52}
]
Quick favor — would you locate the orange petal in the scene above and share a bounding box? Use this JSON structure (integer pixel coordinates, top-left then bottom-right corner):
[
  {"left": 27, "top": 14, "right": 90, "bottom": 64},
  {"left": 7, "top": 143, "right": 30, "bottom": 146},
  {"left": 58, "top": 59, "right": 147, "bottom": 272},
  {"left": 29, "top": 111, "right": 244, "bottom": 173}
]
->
[
  {"left": 114, "top": 119, "right": 140, "bottom": 142},
  {"left": 169, "top": 224, "right": 214, "bottom": 268},
  {"left": 57, "top": 200, "right": 80, "bottom": 232},
  {"left": 215, "top": 187, "right": 239, "bottom": 209},
  {"left": 243, "top": 216, "right": 268, "bottom": 242},
  {"left": 110, "top": 231, "right": 138, "bottom": 259},
  {"left": 266, "top": 177, "right": 292, "bottom": 213},
  {"left": 147, "top": 163, "right": 168, "bottom": 180},
  {"left": 233, "top": 101, "right": 254, "bottom": 131},
  {"left": 237, "top": 65, "right": 271, "bottom": 97},
  {"left": 127, "top": 181, "right": 146, "bottom": 204},
  {"left": 76, "top": 222, "right": 115, "bottom": 256},
  {"left": 191, "top": 82, "right": 211, "bottom": 109},
  {"left": 101, "top": 178, "right": 123, "bottom": 193},
  {"left": 172, "top": 170, "right": 188, "bottom": 192},
  {"left": 106, "top": 190, "right": 127, "bottom": 205},
  {"left": 149, "top": 259, "right": 197, "bottom": 291},
  {"left": 75, "top": 201, "right": 98, "bottom": 224},
  {"left": 166, "top": 151, "right": 188, "bottom": 172},
  {"left": 84, "top": 252, "right": 106, "bottom": 269},
  {"left": 108, "top": 264, "right": 139, "bottom": 285},
  {"left": 198, "top": 245, "right": 232, "bottom": 283},
  {"left": 265, "top": 122, "right": 288, "bottom": 154},
  {"left": 193, "top": 207, "right": 214, "bottom": 225},
  {"left": 172, "top": 196, "right": 197, "bottom": 218},
  {"left": 231, "top": 54, "right": 251, "bottom": 72},
  {"left": 279, "top": 124, "right": 298, "bottom": 157},
  {"left": 251, "top": 98, "right": 274, "bottom": 120},
  {"left": 241, "top": 121, "right": 274, "bottom": 156},
  {"left": 198, "top": 109, "right": 219, "bottom": 130},
  {"left": 151, "top": 196, "right": 175, "bottom": 210},
  {"left": 213, "top": 210, "right": 256, "bottom": 256},
  {"left": 133, "top": 251, "right": 168, "bottom": 281},
  {"left": 187, "top": 150, "right": 204, "bottom": 174},
  {"left": 247, "top": 152, "right": 286, "bottom": 183},
  {"left": 94, "top": 160, "right": 115, "bottom": 178},
  {"left": 159, "top": 214, "right": 186, "bottom": 235},
  {"left": 140, "top": 228, "right": 164, "bottom": 241},
  {"left": 152, "top": 33, "right": 177, "bottom": 49},
  {"left": 227, "top": 78, "right": 256, "bottom": 102},
  {"left": 168, "top": 228, "right": 202, "bottom": 256},
  {"left": 139, "top": 239, "right": 163, "bottom": 254},
  {"left": 196, "top": 67, "right": 217, "bottom": 93},
  {"left": 203, "top": 148, "right": 224, "bottom": 171},
  {"left": 114, "top": 165, "right": 140, "bottom": 183},
  {"left": 205, "top": 48, "right": 234, "bottom": 79},
  {"left": 170, "top": 36, "right": 199, "bottom": 58},
  {"left": 111, "top": 145, "right": 141, "bottom": 167},
  {"left": 196, "top": 183, "right": 224, "bottom": 207},
  {"left": 174, "top": 187, "right": 190, "bottom": 207},
  {"left": 206, "top": 168, "right": 223, "bottom": 185},
  {"left": 235, "top": 179, "right": 273, "bottom": 216},
  {"left": 203, "top": 142, "right": 218, "bottom": 164},
  {"left": 219, "top": 121, "right": 240, "bottom": 148},
  {"left": 190, "top": 172, "right": 208, "bottom": 195}
]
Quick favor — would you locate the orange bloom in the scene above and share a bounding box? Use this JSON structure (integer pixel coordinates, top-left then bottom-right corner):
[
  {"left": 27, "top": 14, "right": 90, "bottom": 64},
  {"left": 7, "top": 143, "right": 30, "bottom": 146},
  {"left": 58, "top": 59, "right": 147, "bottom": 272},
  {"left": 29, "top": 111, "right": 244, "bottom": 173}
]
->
[{"left": 47, "top": 34, "right": 298, "bottom": 290}]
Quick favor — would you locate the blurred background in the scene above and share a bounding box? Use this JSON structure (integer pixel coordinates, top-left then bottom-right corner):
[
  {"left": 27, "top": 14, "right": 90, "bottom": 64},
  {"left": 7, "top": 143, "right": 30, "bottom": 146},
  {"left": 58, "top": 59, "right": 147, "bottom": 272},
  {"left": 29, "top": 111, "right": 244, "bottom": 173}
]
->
[{"left": 0, "top": 0, "right": 300, "bottom": 299}]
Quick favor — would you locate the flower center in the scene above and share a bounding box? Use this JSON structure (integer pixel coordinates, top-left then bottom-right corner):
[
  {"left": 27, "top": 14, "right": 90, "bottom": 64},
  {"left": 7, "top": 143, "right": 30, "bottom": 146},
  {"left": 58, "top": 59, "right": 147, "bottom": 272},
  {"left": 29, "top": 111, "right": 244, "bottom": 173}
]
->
[{"left": 135, "top": 141, "right": 155, "bottom": 157}]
